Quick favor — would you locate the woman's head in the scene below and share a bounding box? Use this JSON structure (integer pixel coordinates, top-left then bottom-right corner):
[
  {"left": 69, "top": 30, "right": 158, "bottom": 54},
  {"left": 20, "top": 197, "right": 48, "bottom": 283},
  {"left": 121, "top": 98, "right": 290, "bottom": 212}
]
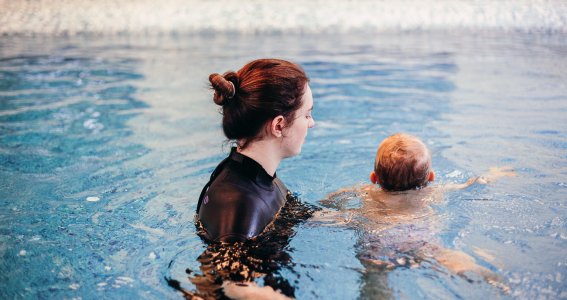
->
[
  {"left": 371, "top": 133, "right": 434, "bottom": 191},
  {"left": 209, "top": 59, "right": 312, "bottom": 151}
]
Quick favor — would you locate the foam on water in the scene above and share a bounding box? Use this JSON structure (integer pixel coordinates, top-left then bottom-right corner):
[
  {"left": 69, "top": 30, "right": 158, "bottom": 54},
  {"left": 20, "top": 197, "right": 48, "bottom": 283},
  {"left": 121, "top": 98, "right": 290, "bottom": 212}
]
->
[{"left": 1, "top": 0, "right": 566, "bottom": 35}]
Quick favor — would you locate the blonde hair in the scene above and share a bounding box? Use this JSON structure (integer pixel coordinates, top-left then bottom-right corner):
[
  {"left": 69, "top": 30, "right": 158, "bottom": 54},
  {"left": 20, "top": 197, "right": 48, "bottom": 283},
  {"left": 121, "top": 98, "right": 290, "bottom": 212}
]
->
[{"left": 374, "top": 133, "right": 432, "bottom": 191}]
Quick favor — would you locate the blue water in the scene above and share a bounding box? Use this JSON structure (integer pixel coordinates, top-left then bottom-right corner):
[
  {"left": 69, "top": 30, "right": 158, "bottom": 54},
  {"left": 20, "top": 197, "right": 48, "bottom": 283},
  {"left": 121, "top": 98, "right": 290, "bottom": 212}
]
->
[{"left": 1, "top": 33, "right": 566, "bottom": 299}]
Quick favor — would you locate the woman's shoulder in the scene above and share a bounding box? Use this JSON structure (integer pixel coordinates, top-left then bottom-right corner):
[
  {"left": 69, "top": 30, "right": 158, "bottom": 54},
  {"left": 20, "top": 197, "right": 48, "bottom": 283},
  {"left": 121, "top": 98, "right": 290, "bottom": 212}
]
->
[
  {"left": 207, "top": 164, "right": 269, "bottom": 200},
  {"left": 198, "top": 169, "right": 287, "bottom": 243}
]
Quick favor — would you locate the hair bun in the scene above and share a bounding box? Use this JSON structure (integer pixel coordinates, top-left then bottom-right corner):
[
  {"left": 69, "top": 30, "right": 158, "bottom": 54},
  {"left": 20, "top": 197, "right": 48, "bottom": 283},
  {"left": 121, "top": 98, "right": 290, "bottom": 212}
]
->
[{"left": 209, "top": 73, "right": 236, "bottom": 106}]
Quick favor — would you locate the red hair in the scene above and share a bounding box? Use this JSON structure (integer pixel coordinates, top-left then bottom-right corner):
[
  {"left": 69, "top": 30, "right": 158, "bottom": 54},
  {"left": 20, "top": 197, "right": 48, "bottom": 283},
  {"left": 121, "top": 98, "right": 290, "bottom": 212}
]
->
[{"left": 209, "top": 59, "right": 308, "bottom": 148}]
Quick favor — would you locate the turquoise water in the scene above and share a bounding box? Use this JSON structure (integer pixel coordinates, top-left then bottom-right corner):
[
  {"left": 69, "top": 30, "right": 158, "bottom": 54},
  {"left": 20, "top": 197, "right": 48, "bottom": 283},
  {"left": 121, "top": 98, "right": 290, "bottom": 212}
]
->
[{"left": 1, "top": 33, "right": 566, "bottom": 299}]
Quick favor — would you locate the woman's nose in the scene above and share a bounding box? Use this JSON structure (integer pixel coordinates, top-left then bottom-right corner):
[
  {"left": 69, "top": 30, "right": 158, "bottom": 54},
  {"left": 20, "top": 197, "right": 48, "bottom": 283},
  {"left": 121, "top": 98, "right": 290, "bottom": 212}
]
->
[{"left": 309, "top": 117, "right": 315, "bottom": 128}]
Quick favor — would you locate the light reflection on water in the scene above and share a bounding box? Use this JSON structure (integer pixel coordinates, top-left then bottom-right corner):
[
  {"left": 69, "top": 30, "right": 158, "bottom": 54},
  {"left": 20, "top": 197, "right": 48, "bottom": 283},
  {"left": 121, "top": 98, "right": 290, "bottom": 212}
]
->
[{"left": 0, "top": 33, "right": 566, "bottom": 299}]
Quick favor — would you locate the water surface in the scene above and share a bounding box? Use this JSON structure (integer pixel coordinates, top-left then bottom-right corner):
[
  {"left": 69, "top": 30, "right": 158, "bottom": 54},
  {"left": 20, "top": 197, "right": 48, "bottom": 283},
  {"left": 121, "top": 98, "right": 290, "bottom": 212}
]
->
[{"left": 1, "top": 32, "right": 566, "bottom": 299}]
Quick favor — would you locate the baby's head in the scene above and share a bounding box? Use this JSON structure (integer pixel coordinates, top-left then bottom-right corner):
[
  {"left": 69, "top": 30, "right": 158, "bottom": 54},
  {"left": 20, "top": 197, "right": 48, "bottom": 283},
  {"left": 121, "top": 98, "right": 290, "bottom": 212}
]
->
[{"left": 370, "top": 133, "right": 435, "bottom": 191}]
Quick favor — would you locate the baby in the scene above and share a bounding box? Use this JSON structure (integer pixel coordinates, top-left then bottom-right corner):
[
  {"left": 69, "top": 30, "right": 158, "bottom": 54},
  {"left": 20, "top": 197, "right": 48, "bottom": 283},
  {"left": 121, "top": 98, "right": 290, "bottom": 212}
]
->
[
  {"left": 316, "top": 133, "right": 516, "bottom": 293},
  {"left": 369, "top": 132, "right": 504, "bottom": 193}
]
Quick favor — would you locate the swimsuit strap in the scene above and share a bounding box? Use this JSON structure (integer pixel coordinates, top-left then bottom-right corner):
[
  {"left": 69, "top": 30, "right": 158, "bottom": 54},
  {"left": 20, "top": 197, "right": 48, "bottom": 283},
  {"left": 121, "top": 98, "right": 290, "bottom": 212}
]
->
[{"left": 196, "top": 156, "right": 230, "bottom": 213}]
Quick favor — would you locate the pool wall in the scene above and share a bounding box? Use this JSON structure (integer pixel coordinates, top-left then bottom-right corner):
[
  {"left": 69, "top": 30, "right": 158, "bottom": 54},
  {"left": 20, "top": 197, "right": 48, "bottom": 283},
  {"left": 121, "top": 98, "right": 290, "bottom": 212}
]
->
[{"left": 1, "top": 0, "right": 566, "bottom": 36}]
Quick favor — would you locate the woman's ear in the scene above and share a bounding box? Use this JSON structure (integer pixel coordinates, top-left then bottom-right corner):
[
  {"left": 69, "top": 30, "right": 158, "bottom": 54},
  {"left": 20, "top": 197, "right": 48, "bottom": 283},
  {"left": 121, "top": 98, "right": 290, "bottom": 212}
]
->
[
  {"left": 270, "top": 116, "right": 286, "bottom": 138},
  {"left": 370, "top": 171, "right": 378, "bottom": 184},
  {"left": 428, "top": 170, "right": 435, "bottom": 182}
]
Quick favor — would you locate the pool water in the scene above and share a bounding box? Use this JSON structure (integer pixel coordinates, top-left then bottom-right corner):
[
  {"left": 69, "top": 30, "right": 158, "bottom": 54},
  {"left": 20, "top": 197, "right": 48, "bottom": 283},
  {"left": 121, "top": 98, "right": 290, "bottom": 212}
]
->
[{"left": 1, "top": 32, "right": 566, "bottom": 299}]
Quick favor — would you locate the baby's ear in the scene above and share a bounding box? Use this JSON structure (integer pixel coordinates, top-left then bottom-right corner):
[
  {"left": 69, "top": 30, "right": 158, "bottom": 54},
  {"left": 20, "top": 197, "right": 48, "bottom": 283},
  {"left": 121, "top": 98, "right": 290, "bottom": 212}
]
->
[
  {"left": 428, "top": 170, "right": 435, "bottom": 182},
  {"left": 370, "top": 171, "right": 378, "bottom": 184}
]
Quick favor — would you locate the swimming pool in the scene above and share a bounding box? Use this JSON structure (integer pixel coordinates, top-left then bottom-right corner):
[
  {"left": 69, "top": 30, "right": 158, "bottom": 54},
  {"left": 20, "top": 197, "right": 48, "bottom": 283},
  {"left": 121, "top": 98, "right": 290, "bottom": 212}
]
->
[{"left": 1, "top": 32, "right": 566, "bottom": 299}]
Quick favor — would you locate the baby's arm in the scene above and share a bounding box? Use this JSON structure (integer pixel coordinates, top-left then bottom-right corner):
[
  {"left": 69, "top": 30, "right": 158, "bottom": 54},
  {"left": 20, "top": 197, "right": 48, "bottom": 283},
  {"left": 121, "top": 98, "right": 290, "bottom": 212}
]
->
[
  {"left": 444, "top": 166, "right": 517, "bottom": 191},
  {"left": 325, "top": 187, "right": 357, "bottom": 199},
  {"left": 443, "top": 176, "right": 480, "bottom": 191},
  {"left": 319, "top": 185, "right": 364, "bottom": 210},
  {"left": 476, "top": 166, "right": 517, "bottom": 184},
  {"left": 313, "top": 185, "right": 367, "bottom": 226}
]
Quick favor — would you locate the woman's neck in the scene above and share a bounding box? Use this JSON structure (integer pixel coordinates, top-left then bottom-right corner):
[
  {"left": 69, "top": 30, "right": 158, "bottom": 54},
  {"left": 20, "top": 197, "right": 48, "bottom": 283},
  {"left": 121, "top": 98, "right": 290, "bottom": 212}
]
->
[{"left": 237, "top": 139, "right": 282, "bottom": 177}]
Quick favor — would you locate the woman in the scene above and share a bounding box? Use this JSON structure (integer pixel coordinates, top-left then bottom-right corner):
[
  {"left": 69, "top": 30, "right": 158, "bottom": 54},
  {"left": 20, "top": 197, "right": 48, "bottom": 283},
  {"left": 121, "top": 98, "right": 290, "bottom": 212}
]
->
[{"left": 196, "top": 58, "right": 315, "bottom": 243}]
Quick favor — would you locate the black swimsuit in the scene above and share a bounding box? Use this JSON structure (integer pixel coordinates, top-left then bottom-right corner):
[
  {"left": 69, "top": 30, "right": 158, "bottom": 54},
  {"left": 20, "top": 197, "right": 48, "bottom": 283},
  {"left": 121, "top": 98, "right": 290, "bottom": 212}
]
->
[{"left": 196, "top": 148, "right": 288, "bottom": 243}]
